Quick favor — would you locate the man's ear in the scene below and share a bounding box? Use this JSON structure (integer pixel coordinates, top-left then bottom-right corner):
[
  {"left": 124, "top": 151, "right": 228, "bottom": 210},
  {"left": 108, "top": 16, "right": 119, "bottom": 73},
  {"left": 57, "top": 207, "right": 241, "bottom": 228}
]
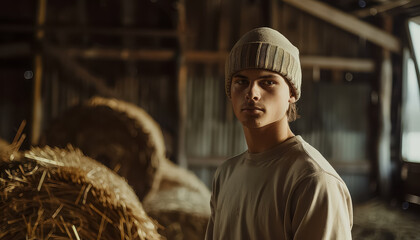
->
[{"left": 289, "top": 96, "right": 296, "bottom": 103}]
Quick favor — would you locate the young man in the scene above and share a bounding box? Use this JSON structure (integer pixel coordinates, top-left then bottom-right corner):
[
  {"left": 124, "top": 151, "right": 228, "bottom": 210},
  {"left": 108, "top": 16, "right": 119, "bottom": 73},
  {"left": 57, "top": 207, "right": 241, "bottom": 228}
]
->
[{"left": 205, "top": 27, "right": 353, "bottom": 239}]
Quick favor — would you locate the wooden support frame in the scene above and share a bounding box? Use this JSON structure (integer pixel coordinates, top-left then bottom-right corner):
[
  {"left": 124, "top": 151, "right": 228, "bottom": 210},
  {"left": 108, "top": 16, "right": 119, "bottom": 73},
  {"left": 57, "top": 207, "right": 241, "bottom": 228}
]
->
[
  {"left": 0, "top": 24, "right": 179, "bottom": 38},
  {"left": 31, "top": 0, "right": 47, "bottom": 145},
  {"left": 176, "top": 0, "right": 188, "bottom": 168},
  {"left": 352, "top": 0, "right": 413, "bottom": 18},
  {"left": 185, "top": 51, "right": 228, "bottom": 63},
  {"left": 65, "top": 47, "right": 377, "bottom": 73},
  {"left": 376, "top": 15, "right": 394, "bottom": 198},
  {"left": 283, "top": 0, "right": 401, "bottom": 53},
  {"left": 66, "top": 48, "right": 176, "bottom": 61},
  {"left": 300, "top": 56, "right": 375, "bottom": 72},
  {"left": 43, "top": 43, "right": 118, "bottom": 98}
]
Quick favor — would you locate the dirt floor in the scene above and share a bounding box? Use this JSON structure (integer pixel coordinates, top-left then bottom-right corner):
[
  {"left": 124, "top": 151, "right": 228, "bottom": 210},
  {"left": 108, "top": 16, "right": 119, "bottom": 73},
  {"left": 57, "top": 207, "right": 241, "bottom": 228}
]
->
[{"left": 352, "top": 199, "right": 420, "bottom": 240}]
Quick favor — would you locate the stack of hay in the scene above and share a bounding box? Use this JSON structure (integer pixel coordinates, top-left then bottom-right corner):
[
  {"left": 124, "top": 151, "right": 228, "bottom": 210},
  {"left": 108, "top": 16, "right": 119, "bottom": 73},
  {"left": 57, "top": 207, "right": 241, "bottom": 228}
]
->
[
  {"left": 41, "top": 97, "right": 165, "bottom": 201},
  {"left": 0, "top": 138, "right": 10, "bottom": 160},
  {"left": 41, "top": 97, "right": 211, "bottom": 240},
  {"left": 0, "top": 145, "right": 161, "bottom": 240},
  {"left": 0, "top": 138, "right": 8, "bottom": 146},
  {"left": 143, "top": 158, "right": 211, "bottom": 240}
]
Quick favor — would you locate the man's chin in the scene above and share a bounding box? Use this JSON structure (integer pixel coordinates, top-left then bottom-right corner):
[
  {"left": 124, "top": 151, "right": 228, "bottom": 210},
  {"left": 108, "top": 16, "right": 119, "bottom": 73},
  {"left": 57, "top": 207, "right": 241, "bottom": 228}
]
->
[{"left": 240, "top": 119, "right": 265, "bottom": 129}]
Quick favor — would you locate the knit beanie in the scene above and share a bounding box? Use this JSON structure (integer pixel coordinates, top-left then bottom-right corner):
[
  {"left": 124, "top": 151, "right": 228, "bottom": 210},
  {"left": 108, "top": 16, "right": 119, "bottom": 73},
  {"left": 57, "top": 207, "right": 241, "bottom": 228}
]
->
[{"left": 225, "top": 27, "right": 302, "bottom": 101}]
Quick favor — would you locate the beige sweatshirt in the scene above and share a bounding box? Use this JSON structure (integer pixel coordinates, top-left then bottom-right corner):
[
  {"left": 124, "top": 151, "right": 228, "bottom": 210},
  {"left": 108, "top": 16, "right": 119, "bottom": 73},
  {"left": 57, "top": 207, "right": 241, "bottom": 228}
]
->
[{"left": 205, "top": 136, "right": 353, "bottom": 240}]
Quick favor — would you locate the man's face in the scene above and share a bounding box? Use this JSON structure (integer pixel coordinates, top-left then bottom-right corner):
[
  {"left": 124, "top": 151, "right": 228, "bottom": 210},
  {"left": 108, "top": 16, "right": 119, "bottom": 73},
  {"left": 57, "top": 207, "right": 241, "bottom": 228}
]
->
[{"left": 230, "top": 69, "right": 295, "bottom": 129}]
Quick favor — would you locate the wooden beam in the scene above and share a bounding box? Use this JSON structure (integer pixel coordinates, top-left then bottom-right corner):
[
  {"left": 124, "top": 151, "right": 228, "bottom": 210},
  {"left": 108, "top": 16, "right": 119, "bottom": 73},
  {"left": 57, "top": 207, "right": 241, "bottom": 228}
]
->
[
  {"left": 176, "top": 0, "right": 188, "bottom": 168},
  {"left": 67, "top": 48, "right": 227, "bottom": 62},
  {"left": 185, "top": 51, "right": 228, "bottom": 63},
  {"left": 0, "top": 24, "right": 179, "bottom": 38},
  {"left": 283, "top": 0, "right": 401, "bottom": 53},
  {"left": 300, "top": 56, "right": 375, "bottom": 72},
  {"left": 352, "top": 0, "right": 413, "bottom": 18},
  {"left": 185, "top": 52, "right": 376, "bottom": 73},
  {"left": 377, "top": 16, "right": 393, "bottom": 198},
  {"left": 31, "top": 0, "right": 47, "bottom": 145},
  {"left": 270, "top": 0, "right": 280, "bottom": 30},
  {"left": 32, "top": 54, "right": 43, "bottom": 145},
  {"left": 218, "top": 0, "right": 231, "bottom": 74},
  {"left": 43, "top": 43, "right": 118, "bottom": 98},
  {"left": 66, "top": 48, "right": 176, "bottom": 61},
  {"left": 64, "top": 48, "right": 377, "bottom": 73}
]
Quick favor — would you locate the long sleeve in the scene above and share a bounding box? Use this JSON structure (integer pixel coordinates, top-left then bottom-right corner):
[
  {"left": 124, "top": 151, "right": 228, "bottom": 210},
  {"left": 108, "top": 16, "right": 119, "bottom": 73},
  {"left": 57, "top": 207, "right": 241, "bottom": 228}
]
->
[{"left": 289, "top": 172, "right": 353, "bottom": 240}]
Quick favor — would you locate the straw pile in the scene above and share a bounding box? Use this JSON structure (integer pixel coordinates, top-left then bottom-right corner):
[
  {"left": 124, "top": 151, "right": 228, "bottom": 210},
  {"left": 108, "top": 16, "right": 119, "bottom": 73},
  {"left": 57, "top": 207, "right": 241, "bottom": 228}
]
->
[
  {"left": 0, "top": 138, "right": 8, "bottom": 147},
  {"left": 143, "top": 158, "right": 211, "bottom": 240},
  {"left": 1, "top": 121, "right": 26, "bottom": 162},
  {"left": 0, "top": 145, "right": 161, "bottom": 240},
  {"left": 41, "top": 96, "right": 211, "bottom": 239},
  {"left": 0, "top": 138, "right": 10, "bottom": 160},
  {"left": 41, "top": 97, "right": 165, "bottom": 201}
]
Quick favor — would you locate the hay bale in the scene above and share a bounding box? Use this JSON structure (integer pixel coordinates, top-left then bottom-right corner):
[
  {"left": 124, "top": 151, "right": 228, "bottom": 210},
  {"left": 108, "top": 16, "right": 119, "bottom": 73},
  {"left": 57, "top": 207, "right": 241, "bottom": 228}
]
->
[
  {"left": 0, "top": 138, "right": 22, "bottom": 164},
  {"left": 0, "top": 138, "right": 8, "bottom": 146},
  {"left": 41, "top": 97, "right": 166, "bottom": 201},
  {"left": 155, "top": 159, "right": 211, "bottom": 198},
  {"left": 143, "top": 159, "right": 211, "bottom": 240},
  {"left": 0, "top": 145, "right": 161, "bottom": 240},
  {"left": 0, "top": 138, "right": 9, "bottom": 160}
]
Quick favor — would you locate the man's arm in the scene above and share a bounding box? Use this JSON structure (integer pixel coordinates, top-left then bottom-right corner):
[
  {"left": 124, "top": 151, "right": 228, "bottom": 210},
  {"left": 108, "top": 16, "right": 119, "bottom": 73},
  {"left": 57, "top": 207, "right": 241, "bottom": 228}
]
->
[
  {"left": 290, "top": 172, "right": 353, "bottom": 240},
  {"left": 204, "top": 203, "right": 214, "bottom": 240},
  {"left": 205, "top": 172, "right": 219, "bottom": 240}
]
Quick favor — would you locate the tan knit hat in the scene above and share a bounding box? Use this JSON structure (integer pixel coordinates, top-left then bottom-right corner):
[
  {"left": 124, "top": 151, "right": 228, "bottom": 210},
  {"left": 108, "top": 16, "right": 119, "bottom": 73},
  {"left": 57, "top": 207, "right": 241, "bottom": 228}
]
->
[{"left": 225, "top": 27, "right": 302, "bottom": 100}]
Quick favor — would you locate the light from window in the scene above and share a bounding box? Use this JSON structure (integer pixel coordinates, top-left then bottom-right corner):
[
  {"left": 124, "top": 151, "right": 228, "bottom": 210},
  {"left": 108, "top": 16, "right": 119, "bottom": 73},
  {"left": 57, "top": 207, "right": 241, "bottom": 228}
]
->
[
  {"left": 402, "top": 17, "right": 420, "bottom": 163},
  {"left": 409, "top": 20, "right": 420, "bottom": 70}
]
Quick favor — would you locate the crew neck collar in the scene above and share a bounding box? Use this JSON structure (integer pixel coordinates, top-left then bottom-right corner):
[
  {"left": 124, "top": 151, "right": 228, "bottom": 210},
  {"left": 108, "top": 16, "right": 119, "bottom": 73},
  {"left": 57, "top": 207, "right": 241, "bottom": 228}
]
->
[{"left": 245, "top": 135, "right": 302, "bottom": 163}]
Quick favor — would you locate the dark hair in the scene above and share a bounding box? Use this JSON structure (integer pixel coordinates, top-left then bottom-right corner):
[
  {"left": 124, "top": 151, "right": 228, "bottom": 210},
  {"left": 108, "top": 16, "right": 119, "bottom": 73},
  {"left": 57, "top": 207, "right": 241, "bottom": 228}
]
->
[{"left": 286, "top": 78, "right": 299, "bottom": 122}]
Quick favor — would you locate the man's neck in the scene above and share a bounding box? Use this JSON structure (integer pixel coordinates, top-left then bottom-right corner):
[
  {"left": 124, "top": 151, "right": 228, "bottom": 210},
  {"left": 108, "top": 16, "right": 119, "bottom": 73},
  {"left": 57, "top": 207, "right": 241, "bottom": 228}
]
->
[{"left": 243, "top": 119, "right": 295, "bottom": 153}]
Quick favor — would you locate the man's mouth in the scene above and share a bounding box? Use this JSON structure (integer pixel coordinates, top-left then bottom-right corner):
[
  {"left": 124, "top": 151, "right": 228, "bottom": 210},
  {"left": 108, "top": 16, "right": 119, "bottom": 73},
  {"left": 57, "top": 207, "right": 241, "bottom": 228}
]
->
[{"left": 241, "top": 106, "right": 264, "bottom": 112}]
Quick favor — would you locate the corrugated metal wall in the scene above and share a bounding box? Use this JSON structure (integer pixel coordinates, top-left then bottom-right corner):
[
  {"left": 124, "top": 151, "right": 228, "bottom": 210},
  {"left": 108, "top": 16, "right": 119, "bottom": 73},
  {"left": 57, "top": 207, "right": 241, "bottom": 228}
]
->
[
  {"left": 297, "top": 80, "right": 372, "bottom": 202},
  {"left": 188, "top": 73, "right": 372, "bottom": 202},
  {"left": 185, "top": 69, "right": 247, "bottom": 158},
  {"left": 185, "top": 0, "right": 374, "bottom": 202},
  {"left": 40, "top": 59, "right": 178, "bottom": 159},
  {"left": 0, "top": 0, "right": 377, "bottom": 202}
]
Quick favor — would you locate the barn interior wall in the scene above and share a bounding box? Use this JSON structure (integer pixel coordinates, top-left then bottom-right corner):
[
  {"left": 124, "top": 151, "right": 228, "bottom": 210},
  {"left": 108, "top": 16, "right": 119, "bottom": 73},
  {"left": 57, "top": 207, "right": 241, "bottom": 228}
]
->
[{"left": 0, "top": 0, "right": 410, "bottom": 203}]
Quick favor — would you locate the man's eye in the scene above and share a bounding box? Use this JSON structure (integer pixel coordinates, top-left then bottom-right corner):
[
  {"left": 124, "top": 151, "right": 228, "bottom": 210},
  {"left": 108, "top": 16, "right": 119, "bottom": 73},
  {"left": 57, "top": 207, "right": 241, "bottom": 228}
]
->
[
  {"left": 262, "top": 80, "right": 276, "bottom": 86},
  {"left": 234, "top": 79, "right": 248, "bottom": 85}
]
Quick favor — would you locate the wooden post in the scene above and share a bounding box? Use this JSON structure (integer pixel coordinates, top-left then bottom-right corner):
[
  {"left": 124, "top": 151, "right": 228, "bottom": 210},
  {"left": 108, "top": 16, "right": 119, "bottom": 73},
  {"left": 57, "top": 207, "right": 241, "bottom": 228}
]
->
[
  {"left": 217, "top": 0, "right": 231, "bottom": 74},
  {"left": 31, "top": 0, "right": 47, "bottom": 145},
  {"left": 217, "top": 0, "right": 234, "bottom": 122},
  {"left": 270, "top": 0, "right": 280, "bottom": 30},
  {"left": 177, "top": 0, "right": 188, "bottom": 168},
  {"left": 121, "top": 0, "right": 139, "bottom": 104},
  {"left": 377, "top": 15, "right": 393, "bottom": 198}
]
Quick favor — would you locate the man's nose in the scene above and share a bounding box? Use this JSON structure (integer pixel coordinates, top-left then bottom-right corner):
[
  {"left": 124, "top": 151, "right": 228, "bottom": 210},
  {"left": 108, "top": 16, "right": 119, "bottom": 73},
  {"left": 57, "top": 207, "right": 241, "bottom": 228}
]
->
[{"left": 245, "top": 83, "right": 261, "bottom": 101}]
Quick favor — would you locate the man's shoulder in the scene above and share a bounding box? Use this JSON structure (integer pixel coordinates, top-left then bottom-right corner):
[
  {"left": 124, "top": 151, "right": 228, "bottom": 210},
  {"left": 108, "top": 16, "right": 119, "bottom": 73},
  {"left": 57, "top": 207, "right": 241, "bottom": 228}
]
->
[{"left": 288, "top": 136, "right": 343, "bottom": 183}]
